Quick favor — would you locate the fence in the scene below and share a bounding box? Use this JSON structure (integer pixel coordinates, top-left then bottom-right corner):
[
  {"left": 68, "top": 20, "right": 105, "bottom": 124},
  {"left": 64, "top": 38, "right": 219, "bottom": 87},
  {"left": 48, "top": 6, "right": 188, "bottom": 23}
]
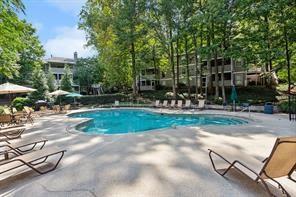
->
[{"left": 289, "top": 95, "right": 296, "bottom": 121}]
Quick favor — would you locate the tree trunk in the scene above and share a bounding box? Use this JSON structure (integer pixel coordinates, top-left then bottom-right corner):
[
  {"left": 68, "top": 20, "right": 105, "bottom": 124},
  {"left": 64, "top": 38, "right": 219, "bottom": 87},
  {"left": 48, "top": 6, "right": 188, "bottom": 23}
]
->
[
  {"left": 153, "top": 45, "right": 157, "bottom": 90},
  {"left": 214, "top": 51, "right": 219, "bottom": 99},
  {"left": 169, "top": 28, "right": 176, "bottom": 98},
  {"left": 199, "top": 25, "right": 203, "bottom": 96},
  {"left": 176, "top": 36, "right": 180, "bottom": 92},
  {"left": 185, "top": 35, "right": 191, "bottom": 97},
  {"left": 193, "top": 34, "right": 199, "bottom": 99},
  {"left": 131, "top": 42, "right": 137, "bottom": 95},
  {"left": 206, "top": 32, "right": 213, "bottom": 95},
  {"left": 221, "top": 57, "right": 226, "bottom": 103}
]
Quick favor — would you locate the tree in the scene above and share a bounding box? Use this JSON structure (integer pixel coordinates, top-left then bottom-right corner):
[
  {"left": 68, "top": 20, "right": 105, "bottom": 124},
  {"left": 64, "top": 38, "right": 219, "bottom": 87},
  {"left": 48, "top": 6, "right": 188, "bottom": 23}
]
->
[
  {"left": 29, "top": 66, "right": 48, "bottom": 101},
  {"left": 0, "top": 0, "right": 44, "bottom": 82},
  {"left": 60, "top": 65, "right": 73, "bottom": 92},
  {"left": 12, "top": 22, "right": 45, "bottom": 85},
  {"left": 47, "top": 68, "right": 56, "bottom": 92},
  {"left": 75, "top": 57, "right": 103, "bottom": 94}
]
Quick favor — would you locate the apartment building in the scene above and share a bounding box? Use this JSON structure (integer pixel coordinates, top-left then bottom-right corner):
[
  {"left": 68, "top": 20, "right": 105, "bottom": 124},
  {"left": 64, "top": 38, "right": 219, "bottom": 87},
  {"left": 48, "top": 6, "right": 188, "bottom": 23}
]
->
[
  {"left": 43, "top": 52, "right": 80, "bottom": 92},
  {"left": 139, "top": 54, "right": 264, "bottom": 91}
]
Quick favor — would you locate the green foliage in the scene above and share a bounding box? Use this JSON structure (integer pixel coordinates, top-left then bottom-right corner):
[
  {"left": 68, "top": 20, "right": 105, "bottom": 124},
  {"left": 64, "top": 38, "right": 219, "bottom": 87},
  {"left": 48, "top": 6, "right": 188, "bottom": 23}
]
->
[
  {"left": 11, "top": 97, "right": 32, "bottom": 111},
  {"left": 80, "top": 0, "right": 295, "bottom": 97},
  {"left": 277, "top": 66, "right": 296, "bottom": 83},
  {"left": 60, "top": 64, "right": 73, "bottom": 92},
  {"left": 79, "top": 94, "right": 129, "bottom": 105},
  {"left": 12, "top": 23, "right": 45, "bottom": 85},
  {"left": 75, "top": 57, "right": 103, "bottom": 93},
  {"left": 278, "top": 100, "right": 296, "bottom": 113},
  {"left": 29, "top": 66, "right": 48, "bottom": 101},
  {"left": 47, "top": 68, "right": 56, "bottom": 92},
  {"left": 0, "top": 0, "right": 45, "bottom": 82}
]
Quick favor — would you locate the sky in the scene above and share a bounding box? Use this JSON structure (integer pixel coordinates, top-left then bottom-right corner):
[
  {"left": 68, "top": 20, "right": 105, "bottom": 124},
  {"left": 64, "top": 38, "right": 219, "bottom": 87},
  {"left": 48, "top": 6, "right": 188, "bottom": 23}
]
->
[{"left": 20, "top": 0, "right": 94, "bottom": 59}]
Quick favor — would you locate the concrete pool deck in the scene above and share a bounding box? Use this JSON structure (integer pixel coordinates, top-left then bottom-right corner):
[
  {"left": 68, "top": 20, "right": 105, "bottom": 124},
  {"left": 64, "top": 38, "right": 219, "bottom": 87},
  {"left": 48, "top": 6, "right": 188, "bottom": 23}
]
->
[{"left": 0, "top": 108, "right": 295, "bottom": 197}]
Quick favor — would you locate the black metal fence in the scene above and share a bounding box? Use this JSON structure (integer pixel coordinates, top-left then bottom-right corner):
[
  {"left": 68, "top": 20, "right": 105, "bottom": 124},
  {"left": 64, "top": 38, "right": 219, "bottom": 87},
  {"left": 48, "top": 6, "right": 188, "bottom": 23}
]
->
[{"left": 289, "top": 95, "right": 296, "bottom": 121}]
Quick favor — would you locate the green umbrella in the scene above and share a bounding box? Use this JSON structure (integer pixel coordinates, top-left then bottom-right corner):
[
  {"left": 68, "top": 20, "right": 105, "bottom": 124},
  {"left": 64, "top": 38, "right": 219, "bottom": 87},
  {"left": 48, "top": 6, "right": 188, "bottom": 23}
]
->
[
  {"left": 231, "top": 86, "right": 238, "bottom": 111},
  {"left": 66, "top": 92, "right": 82, "bottom": 104}
]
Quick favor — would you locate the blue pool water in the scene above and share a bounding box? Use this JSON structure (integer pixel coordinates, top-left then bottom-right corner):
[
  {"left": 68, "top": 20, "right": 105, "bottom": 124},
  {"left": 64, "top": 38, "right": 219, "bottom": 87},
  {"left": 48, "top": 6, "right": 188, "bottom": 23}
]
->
[{"left": 70, "top": 109, "right": 248, "bottom": 134}]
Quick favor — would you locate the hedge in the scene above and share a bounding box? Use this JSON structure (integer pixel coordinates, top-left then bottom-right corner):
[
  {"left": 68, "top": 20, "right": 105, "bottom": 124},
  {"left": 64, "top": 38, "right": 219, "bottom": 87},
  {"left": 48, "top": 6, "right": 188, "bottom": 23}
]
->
[
  {"left": 59, "top": 93, "right": 130, "bottom": 105},
  {"left": 11, "top": 97, "right": 33, "bottom": 111},
  {"left": 278, "top": 100, "right": 296, "bottom": 113}
]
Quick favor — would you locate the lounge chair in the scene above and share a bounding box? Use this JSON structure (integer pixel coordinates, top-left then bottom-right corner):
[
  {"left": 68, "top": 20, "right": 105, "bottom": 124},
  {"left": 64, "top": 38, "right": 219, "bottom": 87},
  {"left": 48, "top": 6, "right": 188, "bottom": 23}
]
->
[
  {"left": 53, "top": 105, "right": 61, "bottom": 113},
  {"left": 154, "top": 100, "right": 161, "bottom": 108},
  {"left": 0, "top": 114, "right": 13, "bottom": 127},
  {"left": 0, "top": 127, "right": 26, "bottom": 141},
  {"left": 114, "top": 100, "right": 120, "bottom": 107},
  {"left": 183, "top": 100, "right": 191, "bottom": 109},
  {"left": 0, "top": 146, "right": 66, "bottom": 175},
  {"left": 0, "top": 123, "right": 25, "bottom": 130},
  {"left": 198, "top": 99, "right": 205, "bottom": 109},
  {"left": 177, "top": 100, "right": 183, "bottom": 108},
  {"left": 208, "top": 137, "right": 296, "bottom": 196},
  {"left": 62, "top": 104, "right": 71, "bottom": 113},
  {"left": 162, "top": 100, "right": 168, "bottom": 108},
  {"left": 1, "top": 138, "right": 47, "bottom": 159},
  {"left": 170, "top": 100, "right": 176, "bottom": 108},
  {"left": 23, "top": 106, "right": 35, "bottom": 123},
  {"left": 3, "top": 108, "right": 11, "bottom": 115}
]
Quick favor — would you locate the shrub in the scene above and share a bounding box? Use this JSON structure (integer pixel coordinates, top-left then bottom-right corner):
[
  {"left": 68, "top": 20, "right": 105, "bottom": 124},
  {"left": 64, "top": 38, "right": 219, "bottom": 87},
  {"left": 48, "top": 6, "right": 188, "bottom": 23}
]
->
[
  {"left": 79, "top": 94, "right": 129, "bottom": 105},
  {"left": 11, "top": 97, "right": 33, "bottom": 111},
  {"left": 278, "top": 100, "right": 296, "bottom": 113}
]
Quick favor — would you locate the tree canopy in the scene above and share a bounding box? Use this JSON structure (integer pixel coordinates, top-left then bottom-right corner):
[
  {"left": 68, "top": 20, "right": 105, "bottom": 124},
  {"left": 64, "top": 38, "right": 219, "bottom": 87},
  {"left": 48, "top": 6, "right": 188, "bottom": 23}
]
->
[{"left": 80, "top": 0, "right": 296, "bottom": 98}]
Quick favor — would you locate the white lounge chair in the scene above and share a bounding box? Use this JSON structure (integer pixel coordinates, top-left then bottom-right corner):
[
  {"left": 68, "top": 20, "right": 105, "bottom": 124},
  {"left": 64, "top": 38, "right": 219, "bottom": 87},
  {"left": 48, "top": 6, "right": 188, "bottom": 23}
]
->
[
  {"left": 198, "top": 99, "right": 205, "bottom": 109},
  {"left": 154, "top": 100, "right": 161, "bottom": 108},
  {"left": 183, "top": 100, "right": 191, "bottom": 109},
  {"left": 170, "top": 100, "right": 176, "bottom": 108},
  {"left": 114, "top": 100, "right": 119, "bottom": 107},
  {"left": 162, "top": 100, "right": 168, "bottom": 108},
  {"left": 177, "top": 100, "right": 183, "bottom": 108}
]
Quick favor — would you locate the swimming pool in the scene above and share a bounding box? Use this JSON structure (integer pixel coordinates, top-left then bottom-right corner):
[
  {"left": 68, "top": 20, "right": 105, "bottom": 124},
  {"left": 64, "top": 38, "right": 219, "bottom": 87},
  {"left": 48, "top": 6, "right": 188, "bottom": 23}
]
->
[{"left": 70, "top": 109, "right": 248, "bottom": 135}]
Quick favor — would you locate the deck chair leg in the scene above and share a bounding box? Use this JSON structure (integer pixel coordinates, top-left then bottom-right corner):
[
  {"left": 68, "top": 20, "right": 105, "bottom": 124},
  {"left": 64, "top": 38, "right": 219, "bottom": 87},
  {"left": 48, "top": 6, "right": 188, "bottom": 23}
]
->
[
  {"left": 18, "top": 151, "right": 65, "bottom": 175},
  {"left": 263, "top": 172, "right": 291, "bottom": 197},
  {"left": 209, "top": 149, "right": 274, "bottom": 196}
]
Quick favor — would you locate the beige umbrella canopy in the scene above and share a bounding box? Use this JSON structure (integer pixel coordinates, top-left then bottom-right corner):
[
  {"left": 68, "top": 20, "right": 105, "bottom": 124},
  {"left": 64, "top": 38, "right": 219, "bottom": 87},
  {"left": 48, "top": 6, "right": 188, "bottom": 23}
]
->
[
  {"left": 49, "top": 90, "right": 70, "bottom": 105},
  {"left": 0, "top": 82, "right": 36, "bottom": 95},
  {"left": 48, "top": 90, "right": 70, "bottom": 96}
]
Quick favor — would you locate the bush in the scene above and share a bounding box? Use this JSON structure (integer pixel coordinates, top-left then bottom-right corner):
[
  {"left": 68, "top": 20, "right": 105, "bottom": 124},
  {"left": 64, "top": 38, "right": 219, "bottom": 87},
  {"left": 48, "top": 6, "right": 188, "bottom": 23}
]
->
[
  {"left": 278, "top": 100, "right": 296, "bottom": 113},
  {"left": 59, "top": 93, "right": 130, "bottom": 105},
  {"left": 11, "top": 97, "right": 33, "bottom": 111}
]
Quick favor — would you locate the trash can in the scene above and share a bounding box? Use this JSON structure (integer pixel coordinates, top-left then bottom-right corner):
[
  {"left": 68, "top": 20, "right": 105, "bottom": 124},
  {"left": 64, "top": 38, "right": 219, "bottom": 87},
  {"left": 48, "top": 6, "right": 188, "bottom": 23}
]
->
[{"left": 264, "top": 102, "right": 273, "bottom": 114}]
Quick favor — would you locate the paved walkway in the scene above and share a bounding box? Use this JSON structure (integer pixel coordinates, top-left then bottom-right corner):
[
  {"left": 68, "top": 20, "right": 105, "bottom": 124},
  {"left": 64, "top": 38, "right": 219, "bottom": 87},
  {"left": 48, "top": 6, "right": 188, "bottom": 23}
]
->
[{"left": 0, "top": 109, "right": 295, "bottom": 197}]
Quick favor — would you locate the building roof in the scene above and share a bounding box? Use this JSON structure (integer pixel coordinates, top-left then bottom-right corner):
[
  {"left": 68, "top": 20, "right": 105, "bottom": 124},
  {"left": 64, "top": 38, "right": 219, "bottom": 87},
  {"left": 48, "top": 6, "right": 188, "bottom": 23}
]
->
[{"left": 44, "top": 56, "right": 76, "bottom": 64}]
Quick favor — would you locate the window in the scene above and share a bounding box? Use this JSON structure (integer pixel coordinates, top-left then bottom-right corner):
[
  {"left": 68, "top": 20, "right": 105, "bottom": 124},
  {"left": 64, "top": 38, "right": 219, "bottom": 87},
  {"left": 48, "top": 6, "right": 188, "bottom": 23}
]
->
[
  {"left": 54, "top": 74, "right": 58, "bottom": 80},
  {"left": 224, "top": 73, "right": 232, "bottom": 80},
  {"left": 146, "top": 80, "right": 151, "bottom": 86},
  {"left": 141, "top": 81, "right": 146, "bottom": 86}
]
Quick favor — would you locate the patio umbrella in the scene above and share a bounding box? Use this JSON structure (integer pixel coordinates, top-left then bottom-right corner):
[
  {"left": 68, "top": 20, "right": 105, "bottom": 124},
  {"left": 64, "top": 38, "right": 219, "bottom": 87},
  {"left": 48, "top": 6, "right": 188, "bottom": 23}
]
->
[
  {"left": 48, "top": 90, "right": 70, "bottom": 96},
  {"left": 230, "top": 86, "right": 238, "bottom": 111},
  {"left": 0, "top": 82, "right": 36, "bottom": 107},
  {"left": 66, "top": 92, "right": 82, "bottom": 104},
  {"left": 49, "top": 90, "right": 70, "bottom": 105},
  {"left": 0, "top": 82, "right": 36, "bottom": 95}
]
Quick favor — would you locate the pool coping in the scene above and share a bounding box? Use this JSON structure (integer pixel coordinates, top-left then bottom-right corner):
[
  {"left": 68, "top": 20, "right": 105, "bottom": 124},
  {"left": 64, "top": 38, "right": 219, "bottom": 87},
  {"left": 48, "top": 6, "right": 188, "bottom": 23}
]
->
[{"left": 66, "top": 107, "right": 257, "bottom": 136}]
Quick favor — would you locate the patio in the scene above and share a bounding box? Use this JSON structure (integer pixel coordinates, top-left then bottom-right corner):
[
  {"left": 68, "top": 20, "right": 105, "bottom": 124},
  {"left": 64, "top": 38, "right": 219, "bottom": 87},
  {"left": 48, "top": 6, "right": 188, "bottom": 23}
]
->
[{"left": 0, "top": 109, "right": 295, "bottom": 197}]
